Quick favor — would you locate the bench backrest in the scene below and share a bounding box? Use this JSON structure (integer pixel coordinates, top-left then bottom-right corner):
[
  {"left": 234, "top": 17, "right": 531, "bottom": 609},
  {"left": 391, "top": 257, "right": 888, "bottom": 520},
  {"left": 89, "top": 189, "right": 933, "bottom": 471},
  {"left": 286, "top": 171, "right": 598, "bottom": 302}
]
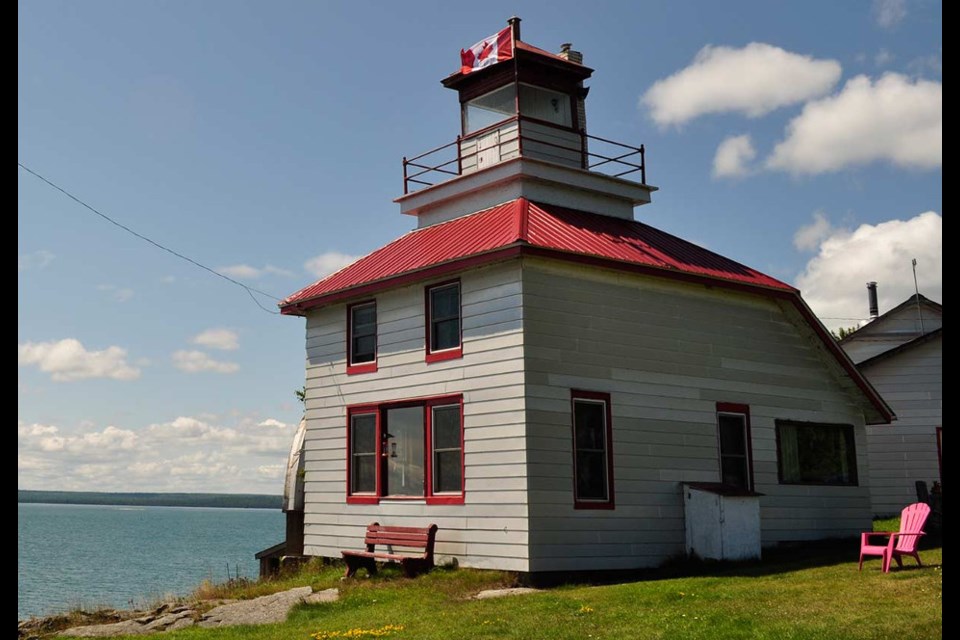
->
[{"left": 364, "top": 522, "right": 438, "bottom": 559}]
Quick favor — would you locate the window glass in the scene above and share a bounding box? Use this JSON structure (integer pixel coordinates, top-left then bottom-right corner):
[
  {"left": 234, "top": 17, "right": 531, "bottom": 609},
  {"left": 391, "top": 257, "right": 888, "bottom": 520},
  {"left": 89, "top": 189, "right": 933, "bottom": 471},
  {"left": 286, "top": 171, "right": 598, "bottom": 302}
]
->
[
  {"left": 718, "top": 413, "right": 750, "bottom": 490},
  {"left": 573, "top": 400, "right": 608, "bottom": 501},
  {"left": 429, "top": 284, "right": 461, "bottom": 352},
  {"left": 432, "top": 405, "right": 462, "bottom": 494},
  {"left": 350, "top": 414, "right": 377, "bottom": 493},
  {"left": 350, "top": 302, "right": 376, "bottom": 365},
  {"left": 464, "top": 85, "right": 515, "bottom": 134},
  {"left": 778, "top": 422, "right": 857, "bottom": 485},
  {"left": 385, "top": 406, "right": 425, "bottom": 496}
]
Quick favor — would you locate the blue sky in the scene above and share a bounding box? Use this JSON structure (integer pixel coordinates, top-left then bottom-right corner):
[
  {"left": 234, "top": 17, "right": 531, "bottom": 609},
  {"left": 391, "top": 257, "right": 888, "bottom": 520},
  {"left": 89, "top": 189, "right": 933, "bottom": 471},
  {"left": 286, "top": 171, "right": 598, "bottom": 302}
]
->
[{"left": 18, "top": 0, "right": 941, "bottom": 493}]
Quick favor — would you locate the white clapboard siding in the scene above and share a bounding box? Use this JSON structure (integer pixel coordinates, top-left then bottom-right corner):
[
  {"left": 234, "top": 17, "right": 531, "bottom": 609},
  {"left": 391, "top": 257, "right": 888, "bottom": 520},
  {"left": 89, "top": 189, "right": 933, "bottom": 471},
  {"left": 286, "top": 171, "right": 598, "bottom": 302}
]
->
[
  {"left": 522, "top": 259, "right": 873, "bottom": 572},
  {"left": 861, "top": 334, "right": 942, "bottom": 516},
  {"left": 300, "top": 262, "right": 530, "bottom": 571}
]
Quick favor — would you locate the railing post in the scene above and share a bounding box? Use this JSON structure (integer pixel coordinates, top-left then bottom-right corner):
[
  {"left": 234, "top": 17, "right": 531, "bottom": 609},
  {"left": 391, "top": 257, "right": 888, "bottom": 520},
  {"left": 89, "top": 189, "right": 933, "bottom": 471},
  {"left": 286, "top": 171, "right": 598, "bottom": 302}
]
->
[
  {"left": 580, "top": 130, "right": 588, "bottom": 169},
  {"left": 402, "top": 157, "right": 408, "bottom": 195},
  {"left": 516, "top": 116, "right": 524, "bottom": 158},
  {"left": 640, "top": 144, "right": 646, "bottom": 184},
  {"left": 456, "top": 135, "right": 462, "bottom": 176}
]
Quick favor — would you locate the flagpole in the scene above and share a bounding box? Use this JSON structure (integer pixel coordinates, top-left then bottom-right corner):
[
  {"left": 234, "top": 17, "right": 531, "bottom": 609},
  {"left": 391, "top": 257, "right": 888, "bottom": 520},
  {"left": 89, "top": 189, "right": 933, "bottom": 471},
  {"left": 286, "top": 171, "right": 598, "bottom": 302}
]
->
[
  {"left": 509, "top": 17, "right": 521, "bottom": 128},
  {"left": 912, "top": 258, "right": 925, "bottom": 334}
]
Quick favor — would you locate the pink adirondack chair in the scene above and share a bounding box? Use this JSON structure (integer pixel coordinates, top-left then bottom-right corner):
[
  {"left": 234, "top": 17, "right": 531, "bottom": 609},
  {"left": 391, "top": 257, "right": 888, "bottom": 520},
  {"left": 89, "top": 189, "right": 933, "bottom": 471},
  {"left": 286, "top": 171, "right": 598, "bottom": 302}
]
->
[{"left": 859, "top": 502, "right": 931, "bottom": 573}]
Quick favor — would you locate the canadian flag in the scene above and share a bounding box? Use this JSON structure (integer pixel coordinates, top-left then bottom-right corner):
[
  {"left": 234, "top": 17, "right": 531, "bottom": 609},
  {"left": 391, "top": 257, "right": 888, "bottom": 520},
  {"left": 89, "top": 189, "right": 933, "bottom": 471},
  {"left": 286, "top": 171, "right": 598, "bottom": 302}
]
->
[{"left": 460, "top": 27, "right": 513, "bottom": 74}]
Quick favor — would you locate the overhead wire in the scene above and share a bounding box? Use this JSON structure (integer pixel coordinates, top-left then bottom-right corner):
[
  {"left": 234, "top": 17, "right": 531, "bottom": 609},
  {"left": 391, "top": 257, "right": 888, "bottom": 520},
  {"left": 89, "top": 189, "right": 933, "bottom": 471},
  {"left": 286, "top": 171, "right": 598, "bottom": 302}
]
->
[{"left": 18, "top": 162, "right": 282, "bottom": 315}]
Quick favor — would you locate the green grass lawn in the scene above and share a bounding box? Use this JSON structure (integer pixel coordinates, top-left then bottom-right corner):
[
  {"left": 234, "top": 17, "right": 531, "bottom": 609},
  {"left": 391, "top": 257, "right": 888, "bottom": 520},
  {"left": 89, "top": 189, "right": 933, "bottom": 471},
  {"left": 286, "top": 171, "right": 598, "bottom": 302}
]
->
[{"left": 84, "top": 532, "right": 940, "bottom": 640}]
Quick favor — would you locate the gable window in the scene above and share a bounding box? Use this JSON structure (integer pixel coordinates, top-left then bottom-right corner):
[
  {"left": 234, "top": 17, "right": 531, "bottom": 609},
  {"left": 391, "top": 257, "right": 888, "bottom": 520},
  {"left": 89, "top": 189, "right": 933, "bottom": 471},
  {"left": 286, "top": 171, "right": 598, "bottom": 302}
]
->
[
  {"left": 776, "top": 421, "right": 858, "bottom": 486},
  {"left": 347, "top": 301, "right": 377, "bottom": 374},
  {"left": 346, "top": 395, "right": 464, "bottom": 505},
  {"left": 571, "top": 390, "right": 615, "bottom": 509},
  {"left": 716, "top": 403, "right": 753, "bottom": 491},
  {"left": 425, "top": 281, "right": 462, "bottom": 362}
]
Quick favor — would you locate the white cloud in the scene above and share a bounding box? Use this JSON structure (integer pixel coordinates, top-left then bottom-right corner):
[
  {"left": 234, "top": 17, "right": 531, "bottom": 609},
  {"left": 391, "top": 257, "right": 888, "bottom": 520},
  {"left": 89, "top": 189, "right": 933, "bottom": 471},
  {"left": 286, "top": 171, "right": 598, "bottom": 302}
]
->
[
  {"left": 712, "top": 134, "right": 756, "bottom": 178},
  {"left": 171, "top": 350, "right": 239, "bottom": 374},
  {"left": 219, "top": 264, "right": 261, "bottom": 279},
  {"left": 874, "top": 49, "right": 895, "bottom": 67},
  {"left": 873, "top": 0, "right": 907, "bottom": 28},
  {"left": 18, "top": 338, "right": 141, "bottom": 382},
  {"left": 767, "top": 73, "right": 941, "bottom": 175},
  {"left": 258, "top": 418, "right": 289, "bottom": 429},
  {"left": 304, "top": 251, "right": 359, "bottom": 278},
  {"left": 793, "top": 211, "right": 838, "bottom": 252},
  {"left": 795, "top": 211, "right": 942, "bottom": 330},
  {"left": 18, "top": 414, "right": 295, "bottom": 492},
  {"left": 641, "top": 43, "right": 841, "bottom": 126},
  {"left": 97, "top": 284, "right": 135, "bottom": 302},
  {"left": 191, "top": 328, "right": 239, "bottom": 351},
  {"left": 18, "top": 250, "right": 55, "bottom": 271},
  {"left": 219, "top": 264, "right": 294, "bottom": 279}
]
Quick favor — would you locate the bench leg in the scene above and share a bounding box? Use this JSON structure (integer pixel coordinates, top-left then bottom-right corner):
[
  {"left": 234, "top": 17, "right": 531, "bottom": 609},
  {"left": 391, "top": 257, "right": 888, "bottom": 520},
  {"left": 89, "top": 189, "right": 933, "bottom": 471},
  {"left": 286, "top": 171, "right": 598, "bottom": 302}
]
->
[
  {"left": 344, "top": 555, "right": 377, "bottom": 578},
  {"left": 400, "top": 559, "right": 432, "bottom": 578}
]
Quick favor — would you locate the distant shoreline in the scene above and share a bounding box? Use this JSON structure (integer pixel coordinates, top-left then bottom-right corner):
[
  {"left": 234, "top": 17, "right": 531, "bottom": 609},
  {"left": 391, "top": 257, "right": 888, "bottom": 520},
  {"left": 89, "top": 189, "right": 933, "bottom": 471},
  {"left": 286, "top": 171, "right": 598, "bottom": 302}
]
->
[{"left": 18, "top": 490, "right": 281, "bottom": 510}]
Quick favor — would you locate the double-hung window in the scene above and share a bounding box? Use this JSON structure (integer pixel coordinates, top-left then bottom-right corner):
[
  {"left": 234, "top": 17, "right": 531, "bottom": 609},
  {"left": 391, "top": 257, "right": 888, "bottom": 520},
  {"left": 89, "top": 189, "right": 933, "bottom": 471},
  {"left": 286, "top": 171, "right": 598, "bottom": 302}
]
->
[
  {"left": 425, "top": 281, "right": 462, "bottom": 362},
  {"left": 347, "top": 301, "right": 377, "bottom": 374},
  {"left": 716, "top": 403, "right": 753, "bottom": 491},
  {"left": 571, "top": 390, "right": 615, "bottom": 509},
  {"left": 347, "top": 395, "right": 464, "bottom": 505},
  {"left": 776, "top": 420, "right": 858, "bottom": 486}
]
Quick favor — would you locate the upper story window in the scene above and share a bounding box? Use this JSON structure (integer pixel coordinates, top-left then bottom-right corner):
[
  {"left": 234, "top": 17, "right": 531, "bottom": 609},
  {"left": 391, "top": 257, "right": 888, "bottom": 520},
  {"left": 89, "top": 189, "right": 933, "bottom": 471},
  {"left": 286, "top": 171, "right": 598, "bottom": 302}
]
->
[
  {"left": 571, "top": 390, "right": 615, "bottom": 509},
  {"left": 425, "top": 281, "right": 462, "bottom": 363},
  {"left": 776, "top": 421, "right": 858, "bottom": 486},
  {"left": 347, "top": 301, "right": 377, "bottom": 375}
]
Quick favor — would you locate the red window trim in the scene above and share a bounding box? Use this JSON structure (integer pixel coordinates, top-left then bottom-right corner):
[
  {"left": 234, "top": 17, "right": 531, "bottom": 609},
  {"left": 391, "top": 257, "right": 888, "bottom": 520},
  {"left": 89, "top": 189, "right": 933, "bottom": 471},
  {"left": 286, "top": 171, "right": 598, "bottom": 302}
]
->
[
  {"left": 346, "top": 300, "right": 378, "bottom": 375},
  {"left": 716, "top": 402, "right": 755, "bottom": 492},
  {"left": 345, "top": 394, "right": 465, "bottom": 505},
  {"left": 571, "top": 389, "right": 615, "bottom": 510},
  {"left": 424, "top": 279, "right": 463, "bottom": 363}
]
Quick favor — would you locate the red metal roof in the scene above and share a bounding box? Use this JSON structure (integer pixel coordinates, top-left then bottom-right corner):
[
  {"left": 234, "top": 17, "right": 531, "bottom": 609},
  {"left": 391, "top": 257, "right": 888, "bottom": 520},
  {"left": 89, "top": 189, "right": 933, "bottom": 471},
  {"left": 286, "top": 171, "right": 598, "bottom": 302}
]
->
[{"left": 281, "top": 198, "right": 793, "bottom": 312}]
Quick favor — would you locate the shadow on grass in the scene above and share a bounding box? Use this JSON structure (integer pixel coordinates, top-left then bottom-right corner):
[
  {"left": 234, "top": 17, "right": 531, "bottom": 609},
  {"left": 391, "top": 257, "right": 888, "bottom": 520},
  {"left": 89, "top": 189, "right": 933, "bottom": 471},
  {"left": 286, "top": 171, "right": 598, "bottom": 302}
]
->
[{"left": 521, "top": 533, "right": 943, "bottom": 588}]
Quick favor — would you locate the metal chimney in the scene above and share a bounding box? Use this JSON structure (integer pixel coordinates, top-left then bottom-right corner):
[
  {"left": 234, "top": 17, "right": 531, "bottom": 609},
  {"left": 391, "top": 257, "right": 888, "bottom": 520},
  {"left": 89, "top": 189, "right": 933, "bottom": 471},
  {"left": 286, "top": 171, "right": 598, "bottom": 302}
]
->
[{"left": 866, "top": 282, "right": 879, "bottom": 318}]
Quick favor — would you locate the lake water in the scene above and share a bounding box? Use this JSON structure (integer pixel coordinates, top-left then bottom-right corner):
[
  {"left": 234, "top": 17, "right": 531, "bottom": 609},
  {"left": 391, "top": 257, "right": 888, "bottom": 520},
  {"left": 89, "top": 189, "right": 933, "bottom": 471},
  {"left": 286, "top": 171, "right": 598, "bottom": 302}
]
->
[{"left": 17, "top": 503, "right": 284, "bottom": 620}]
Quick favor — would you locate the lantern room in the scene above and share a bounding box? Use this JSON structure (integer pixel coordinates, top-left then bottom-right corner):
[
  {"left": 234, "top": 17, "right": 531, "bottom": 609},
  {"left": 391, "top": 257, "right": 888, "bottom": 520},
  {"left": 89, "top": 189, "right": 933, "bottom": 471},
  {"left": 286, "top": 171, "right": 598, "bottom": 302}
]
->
[{"left": 397, "top": 17, "right": 656, "bottom": 227}]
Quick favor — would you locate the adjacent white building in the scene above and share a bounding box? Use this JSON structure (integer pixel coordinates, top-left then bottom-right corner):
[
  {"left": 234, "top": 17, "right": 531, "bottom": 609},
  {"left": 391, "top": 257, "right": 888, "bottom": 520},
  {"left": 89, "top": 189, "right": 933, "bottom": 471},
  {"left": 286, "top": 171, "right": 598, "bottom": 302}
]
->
[
  {"left": 841, "top": 293, "right": 942, "bottom": 516},
  {"left": 278, "top": 20, "right": 893, "bottom": 576}
]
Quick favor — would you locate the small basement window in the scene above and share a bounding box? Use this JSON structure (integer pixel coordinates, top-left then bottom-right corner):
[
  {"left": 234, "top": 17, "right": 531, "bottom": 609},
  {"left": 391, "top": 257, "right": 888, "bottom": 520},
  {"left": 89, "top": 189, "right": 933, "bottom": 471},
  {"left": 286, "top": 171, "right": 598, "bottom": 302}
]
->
[{"left": 776, "top": 421, "right": 858, "bottom": 486}]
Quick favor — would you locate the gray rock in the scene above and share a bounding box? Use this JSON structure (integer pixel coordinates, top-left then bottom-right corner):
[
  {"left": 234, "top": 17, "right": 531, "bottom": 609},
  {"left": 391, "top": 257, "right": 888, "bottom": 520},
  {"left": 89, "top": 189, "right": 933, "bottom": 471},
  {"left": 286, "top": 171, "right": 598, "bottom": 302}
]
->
[
  {"left": 472, "top": 587, "right": 540, "bottom": 600},
  {"left": 303, "top": 588, "right": 339, "bottom": 604},
  {"left": 197, "top": 586, "right": 313, "bottom": 628}
]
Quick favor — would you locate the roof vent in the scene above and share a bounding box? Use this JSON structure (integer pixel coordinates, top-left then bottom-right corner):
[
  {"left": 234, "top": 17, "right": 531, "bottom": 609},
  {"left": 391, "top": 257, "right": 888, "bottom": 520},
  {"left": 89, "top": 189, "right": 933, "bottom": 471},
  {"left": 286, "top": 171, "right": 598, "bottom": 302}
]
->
[{"left": 866, "top": 281, "right": 879, "bottom": 318}]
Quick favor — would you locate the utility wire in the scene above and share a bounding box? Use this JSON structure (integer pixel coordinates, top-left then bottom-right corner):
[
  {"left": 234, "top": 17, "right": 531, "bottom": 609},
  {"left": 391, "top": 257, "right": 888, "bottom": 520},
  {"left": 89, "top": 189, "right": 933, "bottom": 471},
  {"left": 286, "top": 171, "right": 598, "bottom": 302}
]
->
[{"left": 18, "top": 162, "right": 282, "bottom": 315}]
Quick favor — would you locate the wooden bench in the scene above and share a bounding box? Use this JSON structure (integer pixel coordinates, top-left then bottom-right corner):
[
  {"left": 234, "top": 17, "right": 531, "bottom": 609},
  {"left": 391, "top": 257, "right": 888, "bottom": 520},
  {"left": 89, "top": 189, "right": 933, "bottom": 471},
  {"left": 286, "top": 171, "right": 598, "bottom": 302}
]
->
[{"left": 341, "top": 522, "right": 439, "bottom": 578}]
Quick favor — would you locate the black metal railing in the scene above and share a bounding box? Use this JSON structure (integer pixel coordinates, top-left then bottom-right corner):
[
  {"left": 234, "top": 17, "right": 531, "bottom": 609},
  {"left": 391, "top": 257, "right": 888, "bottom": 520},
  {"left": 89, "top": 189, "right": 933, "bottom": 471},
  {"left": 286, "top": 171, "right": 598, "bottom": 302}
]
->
[{"left": 401, "top": 115, "right": 646, "bottom": 194}]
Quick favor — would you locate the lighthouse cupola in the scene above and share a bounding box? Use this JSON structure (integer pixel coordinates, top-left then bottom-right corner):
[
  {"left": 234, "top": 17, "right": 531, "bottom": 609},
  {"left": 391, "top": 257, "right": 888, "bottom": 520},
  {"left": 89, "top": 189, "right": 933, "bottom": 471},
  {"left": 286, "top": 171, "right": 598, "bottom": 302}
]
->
[{"left": 398, "top": 18, "right": 656, "bottom": 227}]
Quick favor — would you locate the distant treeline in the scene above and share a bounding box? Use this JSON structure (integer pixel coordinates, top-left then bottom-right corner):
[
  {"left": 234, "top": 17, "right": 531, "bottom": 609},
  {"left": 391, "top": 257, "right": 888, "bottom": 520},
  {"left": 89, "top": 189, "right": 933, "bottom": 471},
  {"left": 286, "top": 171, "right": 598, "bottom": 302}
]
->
[{"left": 18, "top": 490, "right": 282, "bottom": 510}]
